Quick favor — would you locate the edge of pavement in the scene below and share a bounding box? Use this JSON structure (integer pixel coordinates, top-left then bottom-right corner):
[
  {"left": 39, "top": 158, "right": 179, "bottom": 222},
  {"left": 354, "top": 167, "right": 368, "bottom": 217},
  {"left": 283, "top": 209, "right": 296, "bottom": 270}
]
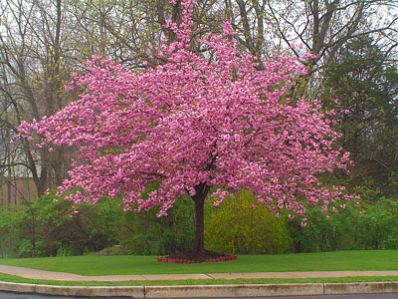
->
[{"left": 1, "top": 281, "right": 398, "bottom": 298}]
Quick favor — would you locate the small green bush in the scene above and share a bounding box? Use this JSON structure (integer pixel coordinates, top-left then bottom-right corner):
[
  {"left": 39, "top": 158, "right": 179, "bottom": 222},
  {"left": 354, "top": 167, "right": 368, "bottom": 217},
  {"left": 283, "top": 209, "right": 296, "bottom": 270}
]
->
[
  {"left": 205, "top": 191, "right": 292, "bottom": 254},
  {"left": 0, "top": 208, "right": 24, "bottom": 258},
  {"left": 116, "top": 195, "right": 194, "bottom": 255}
]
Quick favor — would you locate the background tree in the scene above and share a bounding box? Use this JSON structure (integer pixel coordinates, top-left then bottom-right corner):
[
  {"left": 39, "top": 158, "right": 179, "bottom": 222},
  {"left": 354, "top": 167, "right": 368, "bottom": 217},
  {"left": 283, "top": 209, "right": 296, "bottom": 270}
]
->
[
  {"left": 222, "top": 1, "right": 398, "bottom": 97},
  {"left": 322, "top": 36, "right": 398, "bottom": 198},
  {"left": 0, "top": 0, "right": 74, "bottom": 196}
]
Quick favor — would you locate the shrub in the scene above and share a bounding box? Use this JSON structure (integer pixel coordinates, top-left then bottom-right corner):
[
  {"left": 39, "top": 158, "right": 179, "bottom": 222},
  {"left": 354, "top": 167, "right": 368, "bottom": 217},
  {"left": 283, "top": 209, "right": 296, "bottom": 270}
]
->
[
  {"left": 355, "top": 198, "right": 398, "bottom": 249},
  {"left": 288, "top": 197, "right": 398, "bottom": 252},
  {"left": 287, "top": 204, "right": 359, "bottom": 252},
  {"left": 0, "top": 208, "right": 24, "bottom": 258},
  {"left": 116, "top": 196, "right": 194, "bottom": 255},
  {"left": 14, "top": 191, "right": 122, "bottom": 257},
  {"left": 205, "top": 191, "right": 292, "bottom": 254}
]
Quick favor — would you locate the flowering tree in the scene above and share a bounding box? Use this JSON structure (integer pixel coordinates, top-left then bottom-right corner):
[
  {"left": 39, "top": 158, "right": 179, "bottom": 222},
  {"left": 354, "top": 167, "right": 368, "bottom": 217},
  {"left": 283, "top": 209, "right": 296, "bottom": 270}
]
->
[{"left": 19, "top": 0, "right": 352, "bottom": 258}]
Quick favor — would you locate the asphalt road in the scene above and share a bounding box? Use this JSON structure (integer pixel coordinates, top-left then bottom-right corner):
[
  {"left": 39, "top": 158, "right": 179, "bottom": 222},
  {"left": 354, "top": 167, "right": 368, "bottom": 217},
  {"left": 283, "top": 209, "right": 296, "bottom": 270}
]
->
[{"left": 1, "top": 292, "right": 398, "bottom": 299}]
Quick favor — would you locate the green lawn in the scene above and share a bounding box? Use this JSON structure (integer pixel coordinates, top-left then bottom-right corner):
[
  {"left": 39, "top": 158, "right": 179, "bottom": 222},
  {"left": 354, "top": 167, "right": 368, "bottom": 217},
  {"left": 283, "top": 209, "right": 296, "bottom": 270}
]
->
[
  {"left": 1, "top": 273, "right": 398, "bottom": 286},
  {"left": 0, "top": 250, "right": 398, "bottom": 276}
]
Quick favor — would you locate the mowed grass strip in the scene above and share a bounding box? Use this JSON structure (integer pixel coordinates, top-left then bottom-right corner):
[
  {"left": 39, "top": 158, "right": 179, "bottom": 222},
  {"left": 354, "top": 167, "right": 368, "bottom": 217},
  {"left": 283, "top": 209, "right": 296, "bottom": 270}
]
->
[
  {"left": 1, "top": 273, "right": 398, "bottom": 286},
  {"left": 0, "top": 250, "right": 398, "bottom": 276}
]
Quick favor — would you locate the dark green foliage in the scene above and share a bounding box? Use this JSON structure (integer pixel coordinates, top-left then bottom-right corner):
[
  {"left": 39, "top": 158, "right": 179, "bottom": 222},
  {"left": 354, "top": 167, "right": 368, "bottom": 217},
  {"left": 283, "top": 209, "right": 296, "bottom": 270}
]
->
[
  {"left": 0, "top": 191, "right": 195, "bottom": 257},
  {"left": 30, "top": 193, "right": 122, "bottom": 257},
  {"left": 288, "top": 204, "right": 359, "bottom": 252},
  {"left": 0, "top": 192, "right": 122, "bottom": 258},
  {"left": 322, "top": 36, "right": 398, "bottom": 197},
  {"left": 355, "top": 198, "right": 398, "bottom": 249},
  {"left": 116, "top": 196, "right": 194, "bottom": 255},
  {"left": 283, "top": 36, "right": 398, "bottom": 254},
  {"left": 289, "top": 197, "right": 398, "bottom": 252}
]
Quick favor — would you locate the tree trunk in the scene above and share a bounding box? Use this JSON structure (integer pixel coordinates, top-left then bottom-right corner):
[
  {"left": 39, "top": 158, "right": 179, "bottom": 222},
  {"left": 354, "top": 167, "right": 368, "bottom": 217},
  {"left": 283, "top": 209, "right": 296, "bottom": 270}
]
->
[
  {"left": 193, "top": 195, "right": 205, "bottom": 254},
  {"left": 192, "top": 183, "right": 209, "bottom": 255}
]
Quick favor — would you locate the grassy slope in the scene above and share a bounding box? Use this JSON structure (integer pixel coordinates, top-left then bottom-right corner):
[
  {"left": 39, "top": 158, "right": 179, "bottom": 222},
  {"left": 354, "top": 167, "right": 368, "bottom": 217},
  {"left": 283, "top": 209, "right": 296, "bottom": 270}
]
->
[{"left": 0, "top": 250, "right": 398, "bottom": 276}]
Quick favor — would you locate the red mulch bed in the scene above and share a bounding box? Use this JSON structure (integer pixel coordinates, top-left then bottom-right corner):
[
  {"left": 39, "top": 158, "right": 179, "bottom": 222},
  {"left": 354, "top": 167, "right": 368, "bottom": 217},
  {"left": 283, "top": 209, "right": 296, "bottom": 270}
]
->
[{"left": 157, "top": 251, "right": 237, "bottom": 263}]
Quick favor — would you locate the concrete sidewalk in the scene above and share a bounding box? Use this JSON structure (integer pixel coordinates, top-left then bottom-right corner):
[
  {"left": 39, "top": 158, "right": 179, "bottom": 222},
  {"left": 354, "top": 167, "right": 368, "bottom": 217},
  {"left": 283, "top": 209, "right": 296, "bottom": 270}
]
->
[{"left": 1, "top": 265, "right": 398, "bottom": 282}]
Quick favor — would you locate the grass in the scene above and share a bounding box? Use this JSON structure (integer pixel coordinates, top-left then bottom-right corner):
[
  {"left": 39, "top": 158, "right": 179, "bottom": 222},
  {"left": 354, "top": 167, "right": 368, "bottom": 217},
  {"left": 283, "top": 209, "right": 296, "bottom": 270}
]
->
[
  {"left": 1, "top": 250, "right": 398, "bottom": 276},
  {"left": 1, "top": 273, "right": 398, "bottom": 286}
]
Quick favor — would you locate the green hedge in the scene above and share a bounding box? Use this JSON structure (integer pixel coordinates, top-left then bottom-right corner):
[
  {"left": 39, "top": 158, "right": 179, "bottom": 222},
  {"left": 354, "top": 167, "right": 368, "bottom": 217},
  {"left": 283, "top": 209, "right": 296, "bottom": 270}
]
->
[{"left": 2, "top": 190, "right": 398, "bottom": 257}]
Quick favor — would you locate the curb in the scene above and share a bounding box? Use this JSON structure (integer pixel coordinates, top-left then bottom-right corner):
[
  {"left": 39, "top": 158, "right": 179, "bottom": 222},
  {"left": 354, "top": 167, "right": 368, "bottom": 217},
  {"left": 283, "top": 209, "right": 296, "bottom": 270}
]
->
[
  {"left": 1, "top": 281, "right": 398, "bottom": 298},
  {"left": 0, "top": 282, "right": 143, "bottom": 297}
]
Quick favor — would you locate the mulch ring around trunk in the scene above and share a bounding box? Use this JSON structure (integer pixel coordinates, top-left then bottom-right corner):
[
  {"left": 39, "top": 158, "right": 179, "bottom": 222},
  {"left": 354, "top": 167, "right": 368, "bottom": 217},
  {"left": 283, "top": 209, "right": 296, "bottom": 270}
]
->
[{"left": 157, "top": 251, "right": 237, "bottom": 263}]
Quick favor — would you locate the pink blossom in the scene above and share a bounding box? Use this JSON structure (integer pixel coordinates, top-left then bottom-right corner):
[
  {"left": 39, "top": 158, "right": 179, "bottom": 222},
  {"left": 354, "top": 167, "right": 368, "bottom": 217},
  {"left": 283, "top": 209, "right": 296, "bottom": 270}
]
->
[{"left": 18, "top": 0, "right": 353, "bottom": 219}]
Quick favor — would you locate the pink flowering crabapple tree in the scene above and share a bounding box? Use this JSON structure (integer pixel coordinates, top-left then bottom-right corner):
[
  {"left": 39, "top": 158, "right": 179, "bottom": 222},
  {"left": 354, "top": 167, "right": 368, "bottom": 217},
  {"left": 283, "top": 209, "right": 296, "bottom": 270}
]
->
[{"left": 19, "top": 0, "right": 353, "bottom": 258}]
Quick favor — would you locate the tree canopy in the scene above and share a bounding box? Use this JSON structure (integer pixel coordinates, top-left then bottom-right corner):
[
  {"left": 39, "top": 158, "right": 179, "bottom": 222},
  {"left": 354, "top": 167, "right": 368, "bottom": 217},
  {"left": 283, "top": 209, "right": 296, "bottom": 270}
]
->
[{"left": 19, "top": 0, "right": 354, "bottom": 255}]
